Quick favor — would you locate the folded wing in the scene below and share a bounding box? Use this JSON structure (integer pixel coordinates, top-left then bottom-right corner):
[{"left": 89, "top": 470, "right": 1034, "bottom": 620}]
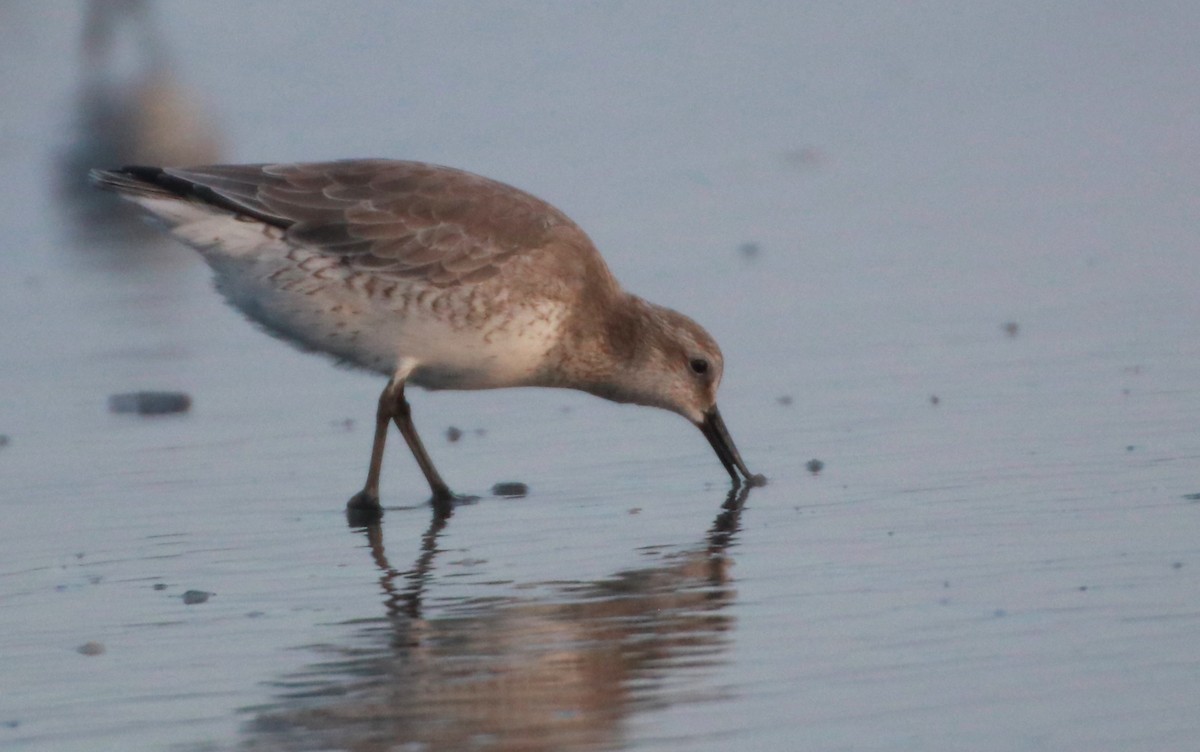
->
[{"left": 106, "top": 159, "right": 584, "bottom": 287}]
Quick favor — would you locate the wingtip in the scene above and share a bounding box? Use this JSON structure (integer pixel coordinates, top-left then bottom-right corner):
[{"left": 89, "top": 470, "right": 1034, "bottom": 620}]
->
[
  {"left": 87, "top": 166, "right": 117, "bottom": 187},
  {"left": 87, "top": 166, "right": 173, "bottom": 198}
]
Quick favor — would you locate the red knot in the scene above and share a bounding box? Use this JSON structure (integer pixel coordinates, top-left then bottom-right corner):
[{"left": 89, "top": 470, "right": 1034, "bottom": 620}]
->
[{"left": 90, "top": 160, "right": 764, "bottom": 519}]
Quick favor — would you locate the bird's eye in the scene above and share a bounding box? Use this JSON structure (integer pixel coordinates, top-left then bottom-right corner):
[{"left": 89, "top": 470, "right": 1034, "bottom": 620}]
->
[{"left": 689, "top": 358, "right": 709, "bottom": 375}]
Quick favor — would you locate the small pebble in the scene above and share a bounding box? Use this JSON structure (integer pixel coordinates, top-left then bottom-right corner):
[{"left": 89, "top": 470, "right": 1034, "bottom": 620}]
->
[
  {"left": 929, "top": 395, "right": 940, "bottom": 406},
  {"left": 805, "top": 459, "right": 824, "bottom": 475},
  {"left": 77, "top": 641, "right": 105, "bottom": 656},
  {"left": 737, "top": 242, "right": 761, "bottom": 260},
  {"left": 152, "top": 583, "right": 167, "bottom": 591},
  {"left": 0, "top": 435, "right": 9, "bottom": 448},
  {"left": 491, "top": 481, "right": 529, "bottom": 498},
  {"left": 1002, "top": 321, "right": 1019, "bottom": 338},
  {"left": 445, "top": 426, "right": 463, "bottom": 442},
  {"left": 182, "top": 590, "right": 212, "bottom": 605},
  {"left": 776, "top": 395, "right": 793, "bottom": 406},
  {"left": 108, "top": 391, "right": 191, "bottom": 416},
  {"left": 782, "top": 147, "right": 824, "bottom": 171}
]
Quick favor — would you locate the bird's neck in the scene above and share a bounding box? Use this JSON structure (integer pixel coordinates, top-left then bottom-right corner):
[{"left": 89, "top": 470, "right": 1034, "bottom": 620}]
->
[{"left": 541, "top": 292, "right": 657, "bottom": 403}]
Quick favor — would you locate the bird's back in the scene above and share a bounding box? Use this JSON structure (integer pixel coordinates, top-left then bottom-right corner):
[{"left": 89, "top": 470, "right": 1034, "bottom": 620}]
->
[{"left": 91, "top": 160, "right": 621, "bottom": 385}]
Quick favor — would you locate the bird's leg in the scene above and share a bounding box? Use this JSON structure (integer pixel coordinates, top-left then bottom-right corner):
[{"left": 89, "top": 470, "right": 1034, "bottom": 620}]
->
[
  {"left": 389, "top": 381, "right": 456, "bottom": 505},
  {"left": 346, "top": 380, "right": 396, "bottom": 522}
]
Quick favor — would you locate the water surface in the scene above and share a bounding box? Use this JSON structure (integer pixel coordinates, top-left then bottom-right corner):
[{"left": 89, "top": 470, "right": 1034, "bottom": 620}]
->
[{"left": 2, "top": 3, "right": 1199, "bottom": 751}]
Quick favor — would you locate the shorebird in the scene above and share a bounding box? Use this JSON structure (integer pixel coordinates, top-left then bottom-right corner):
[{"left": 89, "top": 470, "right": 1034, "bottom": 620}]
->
[{"left": 90, "top": 160, "right": 764, "bottom": 518}]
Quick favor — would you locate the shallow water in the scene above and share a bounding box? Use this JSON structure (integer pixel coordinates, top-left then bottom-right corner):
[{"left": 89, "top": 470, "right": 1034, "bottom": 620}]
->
[{"left": 3, "top": 3, "right": 1200, "bottom": 751}]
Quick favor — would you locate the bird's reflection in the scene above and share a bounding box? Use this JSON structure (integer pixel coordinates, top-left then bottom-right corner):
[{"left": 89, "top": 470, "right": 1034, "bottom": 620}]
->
[
  {"left": 364, "top": 503, "right": 450, "bottom": 622},
  {"left": 242, "top": 488, "right": 750, "bottom": 751},
  {"left": 58, "top": 0, "right": 221, "bottom": 260}
]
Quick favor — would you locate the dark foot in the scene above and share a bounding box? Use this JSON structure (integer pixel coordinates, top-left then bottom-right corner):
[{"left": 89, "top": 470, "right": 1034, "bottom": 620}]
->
[
  {"left": 346, "top": 490, "right": 384, "bottom": 526},
  {"left": 430, "top": 490, "right": 477, "bottom": 518},
  {"left": 744, "top": 473, "right": 768, "bottom": 488}
]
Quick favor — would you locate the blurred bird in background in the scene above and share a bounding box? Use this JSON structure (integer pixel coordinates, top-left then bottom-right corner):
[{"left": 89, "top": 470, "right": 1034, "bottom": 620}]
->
[{"left": 59, "top": 0, "right": 221, "bottom": 256}]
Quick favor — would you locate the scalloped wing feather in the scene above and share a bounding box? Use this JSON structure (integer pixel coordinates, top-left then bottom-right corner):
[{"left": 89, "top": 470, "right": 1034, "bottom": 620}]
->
[{"left": 158, "top": 160, "right": 587, "bottom": 287}]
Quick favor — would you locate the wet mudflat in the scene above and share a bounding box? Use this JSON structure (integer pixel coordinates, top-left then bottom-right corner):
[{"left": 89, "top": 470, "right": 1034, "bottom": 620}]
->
[{"left": 3, "top": 3, "right": 1200, "bottom": 751}]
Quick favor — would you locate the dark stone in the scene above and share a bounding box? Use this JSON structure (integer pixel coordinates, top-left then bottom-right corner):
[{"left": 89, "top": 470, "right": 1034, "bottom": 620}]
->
[
  {"left": 108, "top": 391, "right": 191, "bottom": 415},
  {"left": 491, "top": 481, "right": 529, "bottom": 498}
]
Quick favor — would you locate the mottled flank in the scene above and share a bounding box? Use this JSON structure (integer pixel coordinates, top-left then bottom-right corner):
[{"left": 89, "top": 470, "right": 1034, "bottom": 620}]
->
[{"left": 91, "top": 159, "right": 762, "bottom": 514}]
